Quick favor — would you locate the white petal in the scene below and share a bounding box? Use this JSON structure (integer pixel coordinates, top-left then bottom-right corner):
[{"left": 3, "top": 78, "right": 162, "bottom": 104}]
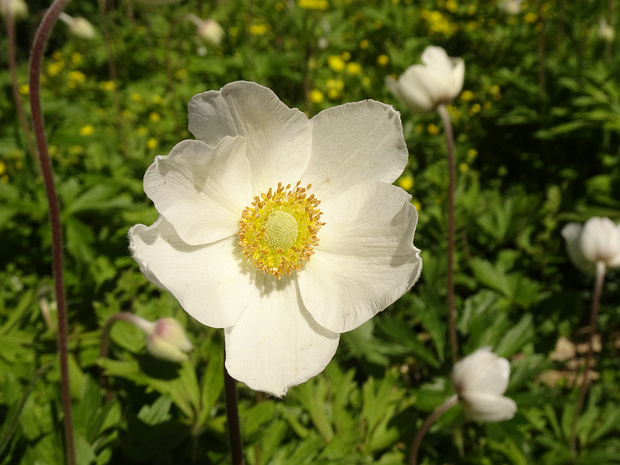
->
[
  {"left": 449, "top": 57, "right": 465, "bottom": 100},
  {"left": 461, "top": 392, "right": 517, "bottom": 422},
  {"left": 301, "top": 100, "right": 409, "bottom": 200},
  {"left": 580, "top": 217, "right": 620, "bottom": 265},
  {"left": 144, "top": 137, "right": 251, "bottom": 246},
  {"left": 561, "top": 222, "right": 592, "bottom": 272},
  {"left": 298, "top": 182, "right": 422, "bottom": 333},
  {"left": 129, "top": 216, "right": 255, "bottom": 328},
  {"left": 224, "top": 274, "right": 339, "bottom": 397},
  {"left": 452, "top": 347, "right": 510, "bottom": 395},
  {"left": 188, "top": 81, "right": 312, "bottom": 193},
  {"left": 398, "top": 65, "right": 440, "bottom": 112}
]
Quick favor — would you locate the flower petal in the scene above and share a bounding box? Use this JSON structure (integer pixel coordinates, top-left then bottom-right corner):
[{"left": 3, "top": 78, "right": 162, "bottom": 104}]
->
[
  {"left": 461, "top": 392, "right": 517, "bottom": 422},
  {"left": 144, "top": 137, "right": 251, "bottom": 246},
  {"left": 129, "top": 216, "right": 255, "bottom": 328},
  {"left": 452, "top": 347, "right": 510, "bottom": 395},
  {"left": 421, "top": 45, "right": 453, "bottom": 76},
  {"left": 298, "top": 182, "right": 422, "bottom": 333},
  {"left": 449, "top": 57, "right": 465, "bottom": 100},
  {"left": 301, "top": 100, "right": 408, "bottom": 200},
  {"left": 224, "top": 274, "right": 339, "bottom": 397},
  {"left": 395, "top": 66, "right": 437, "bottom": 113},
  {"left": 561, "top": 222, "right": 592, "bottom": 272},
  {"left": 188, "top": 81, "right": 312, "bottom": 193}
]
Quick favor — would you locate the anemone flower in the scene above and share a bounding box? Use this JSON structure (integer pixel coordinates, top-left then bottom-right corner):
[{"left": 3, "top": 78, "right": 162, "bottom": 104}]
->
[
  {"left": 129, "top": 81, "right": 422, "bottom": 396},
  {"left": 562, "top": 217, "right": 620, "bottom": 273}
]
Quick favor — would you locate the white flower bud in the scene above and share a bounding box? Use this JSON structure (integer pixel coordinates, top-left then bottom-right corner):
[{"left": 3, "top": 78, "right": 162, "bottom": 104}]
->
[
  {"left": 197, "top": 19, "right": 224, "bottom": 47},
  {"left": 452, "top": 347, "right": 517, "bottom": 422},
  {"left": 59, "top": 13, "right": 96, "bottom": 40},
  {"left": 386, "top": 46, "right": 464, "bottom": 114},
  {"left": 1, "top": 0, "right": 28, "bottom": 20},
  {"left": 562, "top": 217, "right": 620, "bottom": 272},
  {"left": 499, "top": 0, "right": 523, "bottom": 15},
  {"left": 146, "top": 318, "right": 193, "bottom": 363}
]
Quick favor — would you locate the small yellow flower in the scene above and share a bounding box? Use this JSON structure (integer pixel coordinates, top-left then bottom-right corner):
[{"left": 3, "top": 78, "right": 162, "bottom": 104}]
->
[
  {"left": 147, "top": 138, "right": 157, "bottom": 149},
  {"left": 174, "top": 68, "right": 187, "bottom": 80},
  {"left": 19, "top": 84, "right": 28, "bottom": 95},
  {"left": 326, "top": 79, "right": 344, "bottom": 91},
  {"left": 47, "top": 62, "right": 64, "bottom": 76},
  {"left": 310, "top": 89, "right": 324, "bottom": 103},
  {"left": 298, "top": 0, "right": 328, "bottom": 10},
  {"left": 470, "top": 103, "right": 481, "bottom": 115},
  {"left": 341, "top": 51, "right": 351, "bottom": 61},
  {"left": 377, "top": 54, "right": 389, "bottom": 66},
  {"left": 459, "top": 163, "right": 469, "bottom": 172},
  {"left": 1, "top": 175, "right": 8, "bottom": 183},
  {"left": 466, "top": 149, "right": 478, "bottom": 160},
  {"left": 68, "top": 70, "right": 86, "bottom": 88},
  {"left": 149, "top": 112, "right": 161, "bottom": 123},
  {"left": 524, "top": 12, "right": 538, "bottom": 23},
  {"left": 79, "top": 125, "right": 94, "bottom": 136},
  {"left": 152, "top": 95, "right": 164, "bottom": 104},
  {"left": 328, "top": 89, "right": 340, "bottom": 99},
  {"left": 69, "top": 145, "right": 84, "bottom": 155},
  {"left": 412, "top": 200, "right": 421, "bottom": 211},
  {"left": 460, "top": 90, "right": 474, "bottom": 101},
  {"left": 346, "top": 62, "right": 362, "bottom": 74},
  {"left": 130, "top": 93, "right": 144, "bottom": 103},
  {"left": 52, "top": 51, "right": 62, "bottom": 60},
  {"left": 360, "top": 39, "right": 369, "bottom": 50},
  {"left": 362, "top": 76, "right": 371, "bottom": 87},
  {"left": 249, "top": 23, "right": 269, "bottom": 35},
  {"left": 397, "top": 175, "right": 414, "bottom": 191},
  {"left": 427, "top": 123, "right": 440, "bottom": 134},
  {"left": 328, "top": 55, "right": 346, "bottom": 72},
  {"left": 484, "top": 101, "right": 492, "bottom": 110},
  {"left": 71, "top": 52, "right": 82, "bottom": 66},
  {"left": 0, "top": 161, "right": 6, "bottom": 176},
  {"left": 137, "top": 127, "right": 148, "bottom": 136},
  {"left": 100, "top": 81, "right": 115, "bottom": 91}
]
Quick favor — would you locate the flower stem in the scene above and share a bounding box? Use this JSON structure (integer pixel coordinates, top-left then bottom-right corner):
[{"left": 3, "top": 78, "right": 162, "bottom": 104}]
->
[
  {"left": 437, "top": 104, "right": 458, "bottom": 364},
  {"left": 409, "top": 394, "right": 458, "bottom": 465},
  {"left": 5, "top": 8, "right": 39, "bottom": 171},
  {"left": 28, "top": 1, "right": 75, "bottom": 464},
  {"left": 569, "top": 260, "right": 606, "bottom": 454},
  {"left": 224, "top": 353, "right": 245, "bottom": 465}
]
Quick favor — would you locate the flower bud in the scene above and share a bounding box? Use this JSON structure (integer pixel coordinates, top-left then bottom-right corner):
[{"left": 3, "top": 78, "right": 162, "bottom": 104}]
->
[
  {"left": 452, "top": 347, "right": 517, "bottom": 422},
  {"left": 1, "top": 0, "right": 28, "bottom": 20},
  {"left": 386, "top": 46, "right": 464, "bottom": 114},
  {"left": 59, "top": 13, "right": 96, "bottom": 40},
  {"left": 499, "top": 0, "right": 523, "bottom": 15},
  {"left": 197, "top": 19, "right": 224, "bottom": 47},
  {"left": 146, "top": 318, "right": 193, "bottom": 363},
  {"left": 562, "top": 217, "right": 620, "bottom": 272},
  {"left": 598, "top": 18, "right": 615, "bottom": 43}
]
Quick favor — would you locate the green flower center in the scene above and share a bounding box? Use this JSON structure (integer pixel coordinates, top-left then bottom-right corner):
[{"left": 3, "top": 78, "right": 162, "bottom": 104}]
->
[{"left": 238, "top": 182, "right": 324, "bottom": 279}]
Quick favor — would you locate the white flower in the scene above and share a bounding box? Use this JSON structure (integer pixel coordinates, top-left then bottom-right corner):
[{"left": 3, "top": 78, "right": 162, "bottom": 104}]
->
[
  {"left": 452, "top": 347, "right": 517, "bottom": 422},
  {"left": 499, "top": 0, "right": 523, "bottom": 15},
  {"left": 598, "top": 18, "right": 615, "bottom": 42},
  {"left": 562, "top": 217, "right": 620, "bottom": 272},
  {"left": 1, "top": 0, "right": 28, "bottom": 20},
  {"left": 129, "top": 81, "right": 422, "bottom": 396},
  {"left": 385, "top": 46, "right": 464, "bottom": 114},
  {"left": 59, "top": 13, "right": 96, "bottom": 40},
  {"left": 197, "top": 19, "right": 224, "bottom": 46}
]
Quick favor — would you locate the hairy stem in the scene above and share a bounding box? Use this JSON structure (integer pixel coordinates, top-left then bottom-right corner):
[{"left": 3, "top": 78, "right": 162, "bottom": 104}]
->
[
  {"left": 409, "top": 394, "right": 458, "bottom": 465},
  {"left": 224, "top": 355, "right": 245, "bottom": 465},
  {"left": 570, "top": 261, "right": 606, "bottom": 454},
  {"left": 438, "top": 104, "right": 458, "bottom": 364},
  {"left": 28, "top": 1, "right": 75, "bottom": 464}
]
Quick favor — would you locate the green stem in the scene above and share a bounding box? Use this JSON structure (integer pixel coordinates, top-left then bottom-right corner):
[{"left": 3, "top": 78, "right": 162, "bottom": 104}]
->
[
  {"left": 437, "top": 104, "right": 458, "bottom": 364},
  {"left": 224, "top": 353, "right": 245, "bottom": 465},
  {"left": 569, "top": 260, "right": 606, "bottom": 454},
  {"left": 28, "top": 1, "right": 75, "bottom": 464},
  {"left": 409, "top": 394, "right": 458, "bottom": 465}
]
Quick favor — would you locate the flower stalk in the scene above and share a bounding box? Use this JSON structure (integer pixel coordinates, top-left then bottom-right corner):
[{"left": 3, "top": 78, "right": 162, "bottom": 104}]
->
[
  {"left": 224, "top": 355, "right": 245, "bottom": 465},
  {"left": 408, "top": 394, "right": 458, "bottom": 465},
  {"left": 570, "top": 260, "right": 606, "bottom": 454},
  {"left": 28, "top": 1, "right": 75, "bottom": 464},
  {"left": 437, "top": 103, "right": 458, "bottom": 364}
]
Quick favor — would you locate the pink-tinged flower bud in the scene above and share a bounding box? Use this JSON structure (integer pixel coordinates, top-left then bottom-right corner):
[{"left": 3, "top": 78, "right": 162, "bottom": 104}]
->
[
  {"left": 452, "top": 347, "right": 517, "bottom": 422},
  {"left": 59, "top": 13, "right": 96, "bottom": 40},
  {"left": 146, "top": 318, "right": 193, "bottom": 363},
  {"left": 562, "top": 217, "right": 620, "bottom": 272}
]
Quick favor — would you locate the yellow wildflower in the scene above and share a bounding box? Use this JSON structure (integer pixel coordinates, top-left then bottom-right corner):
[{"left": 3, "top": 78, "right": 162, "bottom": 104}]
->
[
  {"left": 68, "top": 71, "right": 86, "bottom": 88},
  {"left": 341, "top": 51, "right": 351, "bottom": 61},
  {"left": 459, "top": 163, "right": 469, "bottom": 172},
  {"left": 69, "top": 145, "right": 84, "bottom": 155},
  {"left": 0, "top": 161, "right": 6, "bottom": 176},
  {"left": 137, "top": 126, "right": 148, "bottom": 136},
  {"left": 249, "top": 23, "right": 269, "bottom": 35},
  {"left": 326, "top": 79, "right": 344, "bottom": 91},
  {"left": 47, "top": 62, "right": 64, "bottom": 76},
  {"left": 19, "top": 84, "right": 28, "bottom": 95},
  {"left": 412, "top": 200, "right": 421, "bottom": 211},
  {"left": 362, "top": 76, "right": 371, "bottom": 87},
  {"left": 328, "top": 55, "right": 346, "bottom": 72},
  {"left": 298, "top": 0, "right": 328, "bottom": 10},
  {"left": 1, "top": 175, "right": 8, "bottom": 183},
  {"left": 346, "top": 62, "right": 362, "bottom": 74},
  {"left": 360, "top": 39, "right": 369, "bottom": 50},
  {"left": 524, "top": 12, "right": 538, "bottom": 23},
  {"left": 147, "top": 138, "right": 157, "bottom": 149},
  {"left": 328, "top": 89, "right": 340, "bottom": 99},
  {"left": 130, "top": 93, "right": 144, "bottom": 103},
  {"left": 149, "top": 112, "right": 161, "bottom": 123},
  {"left": 310, "top": 89, "right": 324, "bottom": 103},
  {"left": 470, "top": 103, "right": 481, "bottom": 115},
  {"left": 79, "top": 125, "right": 94, "bottom": 136},
  {"left": 460, "top": 90, "right": 474, "bottom": 101},
  {"left": 377, "top": 54, "right": 389, "bottom": 66},
  {"left": 466, "top": 149, "right": 478, "bottom": 160},
  {"left": 100, "top": 81, "right": 115, "bottom": 91},
  {"left": 52, "top": 51, "right": 62, "bottom": 60},
  {"left": 71, "top": 52, "right": 82, "bottom": 66},
  {"left": 152, "top": 95, "right": 164, "bottom": 104},
  {"left": 484, "top": 101, "right": 492, "bottom": 110},
  {"left": 174, "top": 68, "right": 187, "bottom": 80},
  {"left": 397, "top": 175, "right": 414, "bottom": 191},
  {"left": 427, "top": 123, "right": 440, "bottom": 134}
]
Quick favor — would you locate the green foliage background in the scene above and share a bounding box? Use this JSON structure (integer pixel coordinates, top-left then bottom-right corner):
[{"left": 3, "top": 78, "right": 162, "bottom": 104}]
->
[{"left": 1, "top": 0, "right": 620, "bottom": 464}]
